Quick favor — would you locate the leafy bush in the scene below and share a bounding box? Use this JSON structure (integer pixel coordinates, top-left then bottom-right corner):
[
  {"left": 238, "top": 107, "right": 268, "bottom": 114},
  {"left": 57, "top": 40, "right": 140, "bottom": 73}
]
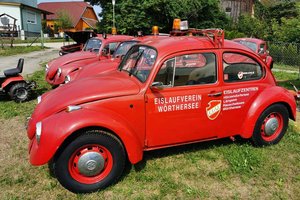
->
[{"left": 225, "top": 30, "right": 246, "bottom": 40}]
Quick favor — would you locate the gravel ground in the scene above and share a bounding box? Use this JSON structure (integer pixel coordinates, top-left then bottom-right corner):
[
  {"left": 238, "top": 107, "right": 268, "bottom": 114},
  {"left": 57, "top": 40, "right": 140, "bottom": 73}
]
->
[{"left": 0, "top": 43, "right": 62, "bottom": 76}]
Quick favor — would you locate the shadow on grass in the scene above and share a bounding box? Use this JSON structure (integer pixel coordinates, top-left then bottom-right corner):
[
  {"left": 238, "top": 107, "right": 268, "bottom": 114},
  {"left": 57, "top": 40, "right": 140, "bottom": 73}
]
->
[
  {"left": 131, "top": 136, "right": 250, "bottom": 173},
  {"left": 0, "top": 94, "right": 11, "bottom": 102}
]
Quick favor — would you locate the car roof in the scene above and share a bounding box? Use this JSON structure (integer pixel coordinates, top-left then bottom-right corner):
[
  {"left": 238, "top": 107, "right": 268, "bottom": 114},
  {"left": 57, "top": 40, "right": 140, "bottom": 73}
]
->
[
  {"left": 139, "top": 36, "right": 254, "bottom": 57},
  {"left": 95, "top": 34, "right": 134, "bottom": 42}
]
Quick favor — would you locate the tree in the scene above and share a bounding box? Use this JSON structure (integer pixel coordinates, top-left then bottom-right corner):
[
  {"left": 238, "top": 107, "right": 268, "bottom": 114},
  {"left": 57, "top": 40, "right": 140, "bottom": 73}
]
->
[
  {"left": 235, "top": 14, "right": 269, "bottom": 39},
  {"left": 229, "top": 0, "right": 300, "bottom": 42},
  {"left": 85, "top": 0, "right": 229, "bottom": 35},
  {"left": 272, "top": 17, "right": 300, "bottom": 43},
  {"left": 56, "top": 10, "right": 73, "bottom": 31}
]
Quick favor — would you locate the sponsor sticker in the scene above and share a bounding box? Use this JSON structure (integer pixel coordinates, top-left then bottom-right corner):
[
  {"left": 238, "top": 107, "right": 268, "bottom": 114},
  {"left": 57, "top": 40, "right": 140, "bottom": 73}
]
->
[
  {"left": 237, "top": 71, "right": 243, "bottom": 79},
  {"left": 206, "top": 100, "right": 222, "bottom": 120}
]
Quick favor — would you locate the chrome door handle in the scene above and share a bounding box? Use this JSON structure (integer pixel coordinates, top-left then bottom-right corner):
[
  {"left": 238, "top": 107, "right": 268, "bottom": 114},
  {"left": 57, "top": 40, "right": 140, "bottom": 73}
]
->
[{"left": 208, "top": 92, "right": 223, "bottom": 97}]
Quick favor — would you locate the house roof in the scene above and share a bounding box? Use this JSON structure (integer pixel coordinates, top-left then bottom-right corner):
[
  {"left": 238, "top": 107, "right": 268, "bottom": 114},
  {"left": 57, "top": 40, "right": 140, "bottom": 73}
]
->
[
  {"left": 0, "top": 2, "right": 52, "bottom": 15},
  {"left": 38, "top": 1, "right": 95, "bottom": 27}
]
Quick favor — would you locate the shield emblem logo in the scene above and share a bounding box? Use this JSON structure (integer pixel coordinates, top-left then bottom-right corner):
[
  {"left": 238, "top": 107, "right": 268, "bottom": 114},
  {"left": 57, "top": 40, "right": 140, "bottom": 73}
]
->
[
  {"left": 237, "top": 71, "right": 243, "bottom": 80},
  {"left": 206, "top": 100, "right": 222, "bottom": 120}
]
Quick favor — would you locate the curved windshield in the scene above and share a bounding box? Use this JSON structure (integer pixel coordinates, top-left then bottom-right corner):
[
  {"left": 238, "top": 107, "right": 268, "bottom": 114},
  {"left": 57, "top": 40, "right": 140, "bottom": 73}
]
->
[
  {"left": 113, "top": 41, "right": 138, "bottom": 58},
  {"left": 119, "top": 45, "right": 157, "bottom": 82},
  {"left": 83, "top": 38, "right": 102, "bottom": 53}
]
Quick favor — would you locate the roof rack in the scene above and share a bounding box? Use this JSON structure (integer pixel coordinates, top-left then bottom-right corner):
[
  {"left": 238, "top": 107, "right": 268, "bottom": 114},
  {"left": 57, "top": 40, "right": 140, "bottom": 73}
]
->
[{"left": 170, "top": 28, "right": 224, "bottom": 48}]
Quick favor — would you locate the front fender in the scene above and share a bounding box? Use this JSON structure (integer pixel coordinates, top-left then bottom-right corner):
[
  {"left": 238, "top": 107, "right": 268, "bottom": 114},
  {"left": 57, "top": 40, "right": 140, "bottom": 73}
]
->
[
  {"left": 1, "top": 76, "right": 24, "bottom": 89},
  {"left": 240, "top": 86, "right": 296, "bottom": 138},
  {"left": 29, "top": 108, "right": 144, "bottom": 166}
]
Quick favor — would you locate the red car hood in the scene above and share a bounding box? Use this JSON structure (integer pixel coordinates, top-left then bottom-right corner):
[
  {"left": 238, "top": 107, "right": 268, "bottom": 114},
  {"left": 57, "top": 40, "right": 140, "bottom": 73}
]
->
[
  {"left": 75, "top": 58, "right": 121, "bottom": 81},
  {"left": 32, "top": 71, "right": 140, "bottom": 123},
  {"left": 47, "top": 51, "right": 97, "bottom": 79}
]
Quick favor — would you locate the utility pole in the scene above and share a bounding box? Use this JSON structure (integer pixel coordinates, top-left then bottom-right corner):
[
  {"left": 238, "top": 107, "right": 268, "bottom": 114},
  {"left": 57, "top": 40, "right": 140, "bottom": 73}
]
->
[{"left": 112, "top": 0, "right": 116, "bottom": 34}]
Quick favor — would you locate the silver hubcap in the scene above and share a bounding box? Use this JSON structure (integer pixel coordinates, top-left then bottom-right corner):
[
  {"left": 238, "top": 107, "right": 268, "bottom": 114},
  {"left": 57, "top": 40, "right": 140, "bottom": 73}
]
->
[
  {"left": 16, "top": 88, "right": 27, "bottom": 99},
  {"left": 264, "top": 117, "right": 279, "bottom": 136},
  {"left": 78, "top": 152, "right": 105, "bottom": 177}
]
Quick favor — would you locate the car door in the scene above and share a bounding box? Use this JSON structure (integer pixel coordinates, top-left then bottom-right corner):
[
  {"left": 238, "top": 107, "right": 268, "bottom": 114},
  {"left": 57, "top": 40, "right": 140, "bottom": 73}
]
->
[
  {"left": 145, "top": 51, "right": 223, "bottom": 148},
  {"left": 220, "top": 51, "right": 266, "bottom": 137}
]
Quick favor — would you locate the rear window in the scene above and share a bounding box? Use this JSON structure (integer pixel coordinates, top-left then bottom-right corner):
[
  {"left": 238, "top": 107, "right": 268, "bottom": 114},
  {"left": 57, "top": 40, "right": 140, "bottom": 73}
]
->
[{"left": 223, "top": 52, "right": 263, "bottom": 82}]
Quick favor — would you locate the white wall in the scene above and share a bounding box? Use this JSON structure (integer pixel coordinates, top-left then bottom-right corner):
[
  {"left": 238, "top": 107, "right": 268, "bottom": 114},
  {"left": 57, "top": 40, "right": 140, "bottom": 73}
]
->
[{"left": 0, "top": 5, "right": 22, "bottom": 29}]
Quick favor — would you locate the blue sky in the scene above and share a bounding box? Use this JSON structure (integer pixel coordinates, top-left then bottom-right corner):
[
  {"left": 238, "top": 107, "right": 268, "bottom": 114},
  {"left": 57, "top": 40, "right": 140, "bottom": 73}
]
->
[{"left": 37, "top": 0, "right": 102, "bottom": 19}]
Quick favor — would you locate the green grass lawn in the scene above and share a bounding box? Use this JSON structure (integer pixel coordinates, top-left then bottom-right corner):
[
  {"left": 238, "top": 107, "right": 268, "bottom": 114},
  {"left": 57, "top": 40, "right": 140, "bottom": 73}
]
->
[
  {"left": 0, "top": 46, "right": 47, "bottom": 56},
  {"left": 0, "top": 65, "right": 299, "bottom": 199}
]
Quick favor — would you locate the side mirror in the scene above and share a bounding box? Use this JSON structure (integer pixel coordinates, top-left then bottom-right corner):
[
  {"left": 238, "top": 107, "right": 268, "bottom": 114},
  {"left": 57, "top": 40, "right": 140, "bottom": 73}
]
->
[
  {"left": 150, "top": 82, "right": 164, "bottom": 91},
  {"left": 258, "top": 48, "right": 264, "bottom": 54}
]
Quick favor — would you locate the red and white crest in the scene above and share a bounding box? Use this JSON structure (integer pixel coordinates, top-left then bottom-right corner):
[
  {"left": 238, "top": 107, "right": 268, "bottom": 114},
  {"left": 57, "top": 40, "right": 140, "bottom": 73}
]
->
[
  {"left": 206, "top": 100, "right": 222, "bottom": 120},
  {"left": 237, "top": 71, "right": 243, "bottom": 79}
]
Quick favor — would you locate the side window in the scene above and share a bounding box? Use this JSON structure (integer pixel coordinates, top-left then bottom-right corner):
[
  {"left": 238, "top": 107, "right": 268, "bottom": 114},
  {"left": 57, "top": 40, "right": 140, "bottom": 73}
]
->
[
  {"left": 223, "top": 52, "right": 263, "bottom": 82},
  {"left": 108, "top": 42, "right": 118, "bottom": 54},
  {"left": 103, "top": 42, "right": 118, "bottom": 55},
  {"left": 154, "top": 58, "right": 175, "bottom": 86},
  {"left": 154, "top": 53, "right": 217, "bottom": 87}
]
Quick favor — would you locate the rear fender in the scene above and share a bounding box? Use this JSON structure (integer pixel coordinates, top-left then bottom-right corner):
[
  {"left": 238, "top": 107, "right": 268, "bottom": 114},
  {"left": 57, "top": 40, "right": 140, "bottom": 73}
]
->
[
  {"left": 266, "top": 56, "right": 273, "bottom": 69},
  {"left": 29, "top": 108, "right": 144, "bottom": 166},
  {"left": 1, "top": 76, "right": 24, "bottom": 89},
  {"left": 240, "top": 86, "right": 296, "bottom": 138}
]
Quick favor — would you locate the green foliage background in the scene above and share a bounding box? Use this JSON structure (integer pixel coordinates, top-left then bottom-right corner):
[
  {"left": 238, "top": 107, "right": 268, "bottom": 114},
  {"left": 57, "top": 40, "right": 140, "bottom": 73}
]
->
[
  {"left": 86, "top": 0, "right": 228, "bottom": 35},
  {"left": 85, "top": 0, "right": 300, "bottom": 43}
]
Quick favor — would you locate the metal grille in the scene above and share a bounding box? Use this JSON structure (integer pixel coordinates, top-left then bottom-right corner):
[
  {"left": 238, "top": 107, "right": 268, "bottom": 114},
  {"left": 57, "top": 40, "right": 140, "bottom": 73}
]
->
[{"left": 268, "top": 41, "right": 300, "bottom": 67}]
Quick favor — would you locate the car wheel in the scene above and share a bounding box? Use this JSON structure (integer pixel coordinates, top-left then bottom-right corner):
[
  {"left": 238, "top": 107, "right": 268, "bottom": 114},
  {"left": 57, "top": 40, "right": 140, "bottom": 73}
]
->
[
  {"left": 9, "top": 82, "right": 31, "bottom": 103},
  {"left": 48, "top": 159, "right": 56, "bottom": 178},
  {"left": 252, "top": 104, "right": 289, "bottom": 146},
  {"left": 54, "top": 130, "right": 126, "bottom": 193}
]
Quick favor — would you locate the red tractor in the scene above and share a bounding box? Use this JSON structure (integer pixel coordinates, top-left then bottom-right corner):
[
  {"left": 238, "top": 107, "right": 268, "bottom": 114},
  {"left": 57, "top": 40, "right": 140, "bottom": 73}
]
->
[{"left": 0, "top": 58, "right": 35, "bottom": 102}]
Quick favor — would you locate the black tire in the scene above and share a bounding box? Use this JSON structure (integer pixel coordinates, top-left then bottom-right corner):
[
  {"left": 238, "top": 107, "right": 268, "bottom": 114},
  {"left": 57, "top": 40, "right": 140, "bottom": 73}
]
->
[
  {"left": 48, "top": 159, "right": 56, "bottom": 178},
  {"left": 54, "top": 130, "right": 126, "bottom": 193},
  {"left": 8, "top": 82, "right": 31, "bottom": 103},
  {"left": 252, "top": 104, "right": 289, "bottom": 146}
]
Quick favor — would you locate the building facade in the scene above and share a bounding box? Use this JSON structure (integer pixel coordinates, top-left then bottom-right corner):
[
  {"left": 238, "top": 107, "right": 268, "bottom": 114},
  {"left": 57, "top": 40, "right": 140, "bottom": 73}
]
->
[
  {"left": 0, "top": 0, "right": 51, "bottom": 37},
  {"left": 220, "top": 0, "right": 255, "bottom": 22},
  {"left": 38, "top": 2, "right": 99, "bottom": 32}
]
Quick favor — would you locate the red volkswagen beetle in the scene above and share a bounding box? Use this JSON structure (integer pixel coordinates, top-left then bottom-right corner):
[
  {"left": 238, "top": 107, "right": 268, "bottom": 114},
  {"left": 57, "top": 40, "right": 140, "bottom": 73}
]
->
[
  {"left": 45, "top": 34, "right": 134, "bottom": 87},
  {"left": 64, "top": 40, "right": 140, "bottom": 84},
  {"left": 27, "top": 28, "right": 296, "bottom": 193},
  {"left": 232, "top": 38, "right": 273, "bottom": 69}
]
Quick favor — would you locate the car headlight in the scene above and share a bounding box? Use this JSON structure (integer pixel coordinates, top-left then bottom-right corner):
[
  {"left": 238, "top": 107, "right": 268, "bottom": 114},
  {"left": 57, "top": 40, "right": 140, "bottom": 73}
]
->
[
  {"left": 37, "top": 96, "right": 42, "bottom": 104},
  {"left": 45, "top": 64, "right": 49, "bottom": 72},
  {"left": 36, "top": 122, "right": 42, "bottom": 145},
  {"left": 65, "top": 75, "right": 71, "bottom": 84},
  {"left": 57, "top": 68, "right": 62, "bottom": 77}
]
